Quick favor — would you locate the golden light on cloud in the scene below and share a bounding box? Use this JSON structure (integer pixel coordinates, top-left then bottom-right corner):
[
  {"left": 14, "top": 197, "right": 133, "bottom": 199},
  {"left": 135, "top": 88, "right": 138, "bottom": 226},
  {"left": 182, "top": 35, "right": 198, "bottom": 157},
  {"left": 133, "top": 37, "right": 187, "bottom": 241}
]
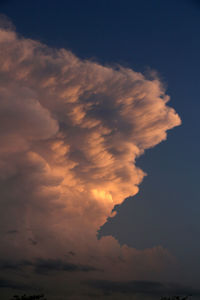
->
[
  {"left": 92, "top": 189, "right": 113, "bottom": 203},
  {"left": 0, "top": 20, "right": 181, "bottom": 291}
]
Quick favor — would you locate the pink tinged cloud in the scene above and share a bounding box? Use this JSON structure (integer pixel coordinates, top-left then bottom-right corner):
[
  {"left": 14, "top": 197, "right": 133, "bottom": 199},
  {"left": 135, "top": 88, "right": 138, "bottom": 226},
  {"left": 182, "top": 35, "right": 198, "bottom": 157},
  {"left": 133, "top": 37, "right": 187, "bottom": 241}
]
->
[{"left": 0, "top": 21, "right": 181, "bottom": 290}]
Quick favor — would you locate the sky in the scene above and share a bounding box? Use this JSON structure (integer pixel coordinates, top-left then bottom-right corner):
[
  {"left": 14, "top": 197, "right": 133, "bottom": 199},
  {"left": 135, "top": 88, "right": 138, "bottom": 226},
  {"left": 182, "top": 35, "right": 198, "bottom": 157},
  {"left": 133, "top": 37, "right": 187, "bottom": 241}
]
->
[{"left": 0, "top": 0, "right": 199, "bottom": 299}]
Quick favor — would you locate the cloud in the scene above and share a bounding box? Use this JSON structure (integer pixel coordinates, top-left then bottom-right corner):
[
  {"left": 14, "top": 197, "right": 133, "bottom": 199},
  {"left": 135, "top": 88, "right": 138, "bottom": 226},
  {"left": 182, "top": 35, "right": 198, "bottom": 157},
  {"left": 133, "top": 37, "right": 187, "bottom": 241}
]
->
[
  {"left": 87, "top": 280, "right": 198, "bottom": 297},
  {"left": 0, "top": 16, "right": 181, "bottom": 297},
  {"left": 0, "top": 258, "right": 99, "bottom": 273},
  {"left": 0, "top": 278, "right": 28, "bottom": 291},
  {"left": 32, "top": 258, "right": 99, "bottom": 274},
  {"left": 0, "top": 260, "right": 21, "bottom": 271},
  {"left": 6, "top": 230, "right": 18, "bottom": 235}
]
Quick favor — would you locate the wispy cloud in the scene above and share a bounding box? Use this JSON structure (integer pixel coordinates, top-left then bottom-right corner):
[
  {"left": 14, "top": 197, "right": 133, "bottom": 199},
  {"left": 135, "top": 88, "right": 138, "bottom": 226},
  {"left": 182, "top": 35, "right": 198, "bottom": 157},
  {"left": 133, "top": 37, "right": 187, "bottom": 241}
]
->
[
  {"left": 87, "top": 280, "right": 198, "bottom": 297},
  {"left": 0, "top": 258, "right": 99, "bottom": 272}
]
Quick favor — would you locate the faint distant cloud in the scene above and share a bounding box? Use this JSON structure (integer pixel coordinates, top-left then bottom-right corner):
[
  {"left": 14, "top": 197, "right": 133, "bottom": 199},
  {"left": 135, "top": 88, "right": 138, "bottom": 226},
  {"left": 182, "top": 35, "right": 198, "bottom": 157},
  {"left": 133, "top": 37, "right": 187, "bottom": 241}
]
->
[
  {"left": 6, "top": 230, "right": 18, "bottom": 234},
  {"left": 0, "top": 258, "right": 100, "bottom": 274},
  {"left": 33, "top": 258, "right": 100, "bottom": 275},
  {"left": 0, "top": 260, "right": 21, "bottom": 271},
  {"left": 0, "top": 14, "right": 15, "bottom": 30},
  {"left": 0, "top": 277, "right": 28, "bottom": 290},
  {"left": 86, "top": 279, "right": 199, "bottom": 297}
]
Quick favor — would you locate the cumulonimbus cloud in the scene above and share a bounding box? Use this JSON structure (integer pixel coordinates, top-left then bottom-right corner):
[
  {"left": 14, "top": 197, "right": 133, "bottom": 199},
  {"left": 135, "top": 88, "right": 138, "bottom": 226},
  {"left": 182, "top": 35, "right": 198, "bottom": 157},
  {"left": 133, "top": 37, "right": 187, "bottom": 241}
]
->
[{"left": 0, "top": 17, "right": 181, "bottom": 296}]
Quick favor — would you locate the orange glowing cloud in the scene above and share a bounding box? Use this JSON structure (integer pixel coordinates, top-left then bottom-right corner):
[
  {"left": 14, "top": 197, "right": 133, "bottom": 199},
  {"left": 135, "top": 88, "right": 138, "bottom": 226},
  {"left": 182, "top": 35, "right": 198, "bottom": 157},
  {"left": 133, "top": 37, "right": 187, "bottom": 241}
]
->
[{"left": 0, "top": 19, "right": 181, "bottom": 293}]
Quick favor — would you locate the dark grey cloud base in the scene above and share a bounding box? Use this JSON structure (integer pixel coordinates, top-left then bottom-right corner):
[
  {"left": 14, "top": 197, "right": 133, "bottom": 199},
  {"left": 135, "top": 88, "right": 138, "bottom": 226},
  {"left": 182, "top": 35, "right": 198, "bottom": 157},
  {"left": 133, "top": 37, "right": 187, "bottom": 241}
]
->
[
  {"left": 87, "top": 280, "right": 199, "bottom": 297},
  {"left": 0, "top": 259, "right": 99, "bottom": 274}
]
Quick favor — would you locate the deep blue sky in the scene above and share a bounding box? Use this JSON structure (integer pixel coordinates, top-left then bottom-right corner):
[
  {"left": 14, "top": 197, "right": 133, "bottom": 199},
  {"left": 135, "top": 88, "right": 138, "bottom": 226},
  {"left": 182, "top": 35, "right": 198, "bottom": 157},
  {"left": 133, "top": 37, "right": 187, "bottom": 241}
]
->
[{"left": 1, "top": 0, "right": 200, "bottom": 283}]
